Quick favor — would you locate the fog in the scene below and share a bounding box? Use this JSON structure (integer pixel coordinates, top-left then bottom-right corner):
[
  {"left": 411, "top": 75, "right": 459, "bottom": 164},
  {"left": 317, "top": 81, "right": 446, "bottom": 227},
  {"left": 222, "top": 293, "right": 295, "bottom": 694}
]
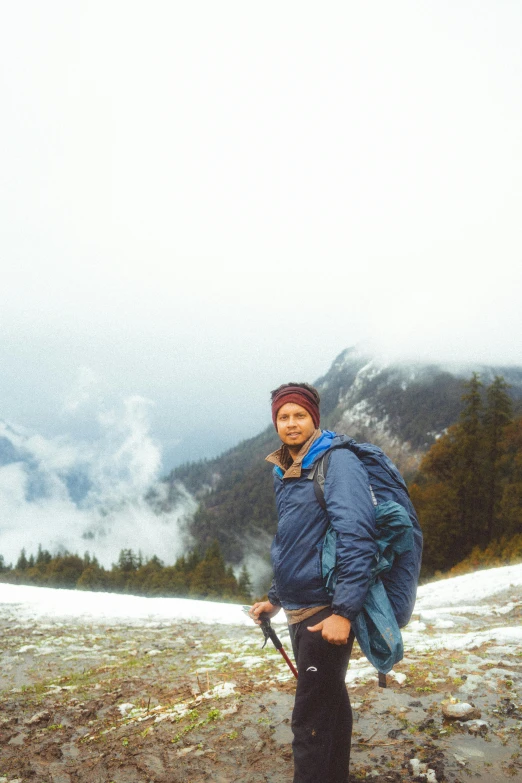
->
[
  {"left": 0, "top": 398, "right": 195, "bottom": 567},
  {"left": 1, "top": 1, "right": 521, "bottom": 472}
]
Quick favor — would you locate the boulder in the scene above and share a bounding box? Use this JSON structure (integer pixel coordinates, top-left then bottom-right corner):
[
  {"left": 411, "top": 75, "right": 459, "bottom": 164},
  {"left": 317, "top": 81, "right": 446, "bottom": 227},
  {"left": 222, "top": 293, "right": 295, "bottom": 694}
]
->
[{"left": 442, "top": 701, "right": 481, "bottom": 720}]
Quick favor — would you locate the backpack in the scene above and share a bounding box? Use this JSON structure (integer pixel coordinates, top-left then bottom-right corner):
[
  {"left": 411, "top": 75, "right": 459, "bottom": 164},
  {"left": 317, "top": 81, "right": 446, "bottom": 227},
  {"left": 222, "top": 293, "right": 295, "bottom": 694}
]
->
[{"left": 309, "top": 436, "right": 423, "bottom": 676}]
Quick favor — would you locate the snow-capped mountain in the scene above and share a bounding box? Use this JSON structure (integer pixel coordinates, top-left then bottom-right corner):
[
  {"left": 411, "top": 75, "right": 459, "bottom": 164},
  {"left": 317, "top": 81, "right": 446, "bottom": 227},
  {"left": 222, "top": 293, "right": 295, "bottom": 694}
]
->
[{"left": 168, "top": 347, "right": 522, "bottom": 570}]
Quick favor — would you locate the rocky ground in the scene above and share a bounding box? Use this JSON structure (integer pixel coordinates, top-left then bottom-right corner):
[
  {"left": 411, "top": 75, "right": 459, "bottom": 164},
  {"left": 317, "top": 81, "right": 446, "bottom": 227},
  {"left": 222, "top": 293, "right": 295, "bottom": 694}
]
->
[{"left": 0, "top": 592, "right": 521, "bottom": 782}]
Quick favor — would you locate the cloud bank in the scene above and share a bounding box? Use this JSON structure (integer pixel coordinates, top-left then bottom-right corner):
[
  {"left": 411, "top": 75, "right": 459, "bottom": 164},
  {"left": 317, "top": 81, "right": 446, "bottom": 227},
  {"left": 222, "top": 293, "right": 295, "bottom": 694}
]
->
[{"left": 0, "top": 397, "right": 195, "bottom": 567}]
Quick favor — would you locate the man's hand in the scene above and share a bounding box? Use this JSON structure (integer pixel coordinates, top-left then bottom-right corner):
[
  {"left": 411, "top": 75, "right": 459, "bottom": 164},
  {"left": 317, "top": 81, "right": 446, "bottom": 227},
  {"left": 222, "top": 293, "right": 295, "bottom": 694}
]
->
[
  {"left": 249, "top": 600, "right": 280, "bottom": 626},
  {"left": 307, "top": 613, "right": 351, "bottom": 645}
]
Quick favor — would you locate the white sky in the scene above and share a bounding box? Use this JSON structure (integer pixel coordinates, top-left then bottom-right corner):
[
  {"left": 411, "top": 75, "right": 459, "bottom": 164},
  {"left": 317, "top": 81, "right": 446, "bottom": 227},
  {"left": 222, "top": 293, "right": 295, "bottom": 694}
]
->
[{"left": 1, "top": 1, "right": 522, "bottom": 466}]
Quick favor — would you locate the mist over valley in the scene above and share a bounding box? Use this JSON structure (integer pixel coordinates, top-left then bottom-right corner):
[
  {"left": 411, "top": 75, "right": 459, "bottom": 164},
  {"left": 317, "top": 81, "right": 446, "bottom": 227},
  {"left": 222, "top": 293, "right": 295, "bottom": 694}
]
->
[{"left": 2, "top": 347, "right": 521, "bottom": 596}]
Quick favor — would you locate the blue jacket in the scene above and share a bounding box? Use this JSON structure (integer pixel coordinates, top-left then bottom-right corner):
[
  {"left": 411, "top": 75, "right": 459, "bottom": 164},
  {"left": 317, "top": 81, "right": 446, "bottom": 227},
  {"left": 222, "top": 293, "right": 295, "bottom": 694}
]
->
[{"left": 268, "top": 431, "right": 378, "bottom": 622}]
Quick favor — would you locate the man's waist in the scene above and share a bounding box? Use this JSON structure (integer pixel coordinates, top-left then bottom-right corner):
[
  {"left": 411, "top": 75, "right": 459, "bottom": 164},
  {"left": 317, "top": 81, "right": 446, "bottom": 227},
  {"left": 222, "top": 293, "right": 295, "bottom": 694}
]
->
[{"left": 284, "top": 605, "right": 330, "bottom": 625}]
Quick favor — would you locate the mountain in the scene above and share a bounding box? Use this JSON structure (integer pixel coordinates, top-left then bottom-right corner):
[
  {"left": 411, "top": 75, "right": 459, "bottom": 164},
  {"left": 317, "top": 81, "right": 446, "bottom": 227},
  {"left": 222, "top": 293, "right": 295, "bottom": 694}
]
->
[
  {"left": 316, "top": 348, "right": 522, "bottom": 473},
  {"left": 166, "top": 347, "right": 522, "bottom": 573},
  {"left": 3, "top": 347, "right": 520, "bottom": 583}
]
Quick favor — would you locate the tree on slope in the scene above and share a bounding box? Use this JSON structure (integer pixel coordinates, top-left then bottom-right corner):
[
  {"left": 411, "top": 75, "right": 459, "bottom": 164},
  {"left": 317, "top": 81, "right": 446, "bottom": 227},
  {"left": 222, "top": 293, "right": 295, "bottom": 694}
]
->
[
  {"left": 498, "top": 417, "right": 522, "bottom": 539},
  {"left": 410, "top": 374, "right": 516, "bottom": 574},
  {"left": 483, "top": 376, "right": 513, "bottom": 541},
  {"left": 456, "top": 373, "right": 487, "bottom": 546}
]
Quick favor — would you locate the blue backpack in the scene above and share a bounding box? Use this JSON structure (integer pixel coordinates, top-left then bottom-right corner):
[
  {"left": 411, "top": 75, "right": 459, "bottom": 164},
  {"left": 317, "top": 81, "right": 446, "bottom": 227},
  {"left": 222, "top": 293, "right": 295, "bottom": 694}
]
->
[{"left": 309, "top": 437, "right": 423, "bottom": 677}]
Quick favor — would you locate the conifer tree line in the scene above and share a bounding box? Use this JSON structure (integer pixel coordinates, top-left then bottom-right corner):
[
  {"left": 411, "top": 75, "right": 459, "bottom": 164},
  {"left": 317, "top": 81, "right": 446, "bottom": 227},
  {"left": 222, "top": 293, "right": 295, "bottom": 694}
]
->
[
  {"left": 0, "top": 541, "right": 253, "bottom": 602},
  {"left": 1, "top": 373, "right": 520, "bottom": 596},
  {"left": 410, "top": 374, "right": 522, "bottom": 575}
]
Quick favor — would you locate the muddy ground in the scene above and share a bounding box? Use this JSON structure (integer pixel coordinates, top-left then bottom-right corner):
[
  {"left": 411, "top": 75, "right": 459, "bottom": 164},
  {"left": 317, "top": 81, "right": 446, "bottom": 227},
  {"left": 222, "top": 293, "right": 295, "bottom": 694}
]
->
[{"left": 1, "top": 604, "right": 521, "bottom": 782}]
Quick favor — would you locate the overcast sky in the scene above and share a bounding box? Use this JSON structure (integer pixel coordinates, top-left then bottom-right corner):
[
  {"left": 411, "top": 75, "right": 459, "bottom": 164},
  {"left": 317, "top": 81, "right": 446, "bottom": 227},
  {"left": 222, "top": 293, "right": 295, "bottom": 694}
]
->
[{"left": 1, "top": 1, "right": 521, "bottom": 468}]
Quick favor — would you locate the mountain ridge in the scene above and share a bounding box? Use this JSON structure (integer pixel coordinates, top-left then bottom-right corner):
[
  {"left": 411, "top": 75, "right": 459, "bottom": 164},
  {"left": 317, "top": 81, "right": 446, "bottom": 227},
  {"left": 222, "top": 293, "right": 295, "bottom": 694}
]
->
[{"left": 167, "top": 347, "right": 522, "bottom": 571}]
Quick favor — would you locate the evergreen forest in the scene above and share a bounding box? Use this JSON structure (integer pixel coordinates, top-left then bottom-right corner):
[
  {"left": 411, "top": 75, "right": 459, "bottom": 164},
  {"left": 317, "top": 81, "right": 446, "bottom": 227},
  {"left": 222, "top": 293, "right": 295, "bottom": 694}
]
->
[
  {"left": 0, "top": 541, "right": 252, "bottom": 602},
  {"left": 410, "top": 375, "right": 522, "bottom": 576},
  {"left": 2, "top": 373, "right": 521, "bottom": 600}
]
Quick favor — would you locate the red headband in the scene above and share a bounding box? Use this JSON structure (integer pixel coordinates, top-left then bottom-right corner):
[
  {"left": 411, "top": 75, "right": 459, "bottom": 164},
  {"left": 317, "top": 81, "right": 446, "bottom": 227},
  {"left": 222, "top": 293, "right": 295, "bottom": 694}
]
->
[{"left": 271, "top": 388, "right": 320, "bottom": 430}]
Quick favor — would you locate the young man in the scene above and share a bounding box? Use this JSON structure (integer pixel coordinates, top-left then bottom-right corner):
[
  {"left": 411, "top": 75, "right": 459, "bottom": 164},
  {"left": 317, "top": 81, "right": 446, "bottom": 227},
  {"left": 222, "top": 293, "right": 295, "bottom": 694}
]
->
[{"left": 250, "top": 382, "right": 377, "bottom": 783}]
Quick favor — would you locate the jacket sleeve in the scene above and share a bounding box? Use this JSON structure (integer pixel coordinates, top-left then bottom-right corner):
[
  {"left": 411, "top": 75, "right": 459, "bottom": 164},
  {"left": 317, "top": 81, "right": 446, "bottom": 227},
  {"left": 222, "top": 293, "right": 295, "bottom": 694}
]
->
[
  {"left": 267, "top": 580, "right": 281, "bottom": 607},
  {"left": 323, "top": 448, "right": 377, "bottom": 622}
]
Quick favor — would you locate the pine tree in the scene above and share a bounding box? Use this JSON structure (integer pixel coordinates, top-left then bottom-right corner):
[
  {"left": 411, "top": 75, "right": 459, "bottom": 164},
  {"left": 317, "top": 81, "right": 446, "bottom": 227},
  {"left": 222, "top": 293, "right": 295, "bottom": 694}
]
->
[
  {"left": 36, "top": 545, "right": 52, "bottom": 566},
  {"left": 237, "top": 565, "right": 252, "bottom": 600},
  {"left": 186, "top": 548, "right": 202, "bottom": 571},
  {"left": 127, "top": 555, "right": 165, "bottom": 595},
  {"left": 456, "top": 373, "right": 486, "bottom": 546},
  {"left": 189, "top": 540, "right": 238, "bottom": 599},
  {"left": 0, "top": 542, "right": 254, "bottom": 601},
  {"left": 498, "top": 417, "right": 522, "bottom": 538},
  {"left": 46, "top": 554, "right": 85, "bottom": 588},
  {"left": 77, "top": 562, "right": 111, "bottom": 591},
  {"left": 483, "top": 376, "right": 513, "bottom": 540},
  {"left": 117, "top": 549, "right": 139, "bottom": 572},
  {"left": 410, "top": 375, "right": 521, "bottom": 574}
]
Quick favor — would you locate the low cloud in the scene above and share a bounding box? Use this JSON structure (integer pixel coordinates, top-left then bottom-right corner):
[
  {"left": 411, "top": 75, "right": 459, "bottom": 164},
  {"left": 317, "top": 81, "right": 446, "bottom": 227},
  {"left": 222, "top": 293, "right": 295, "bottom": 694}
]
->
[
  {"left": 0, "top": 397, "right": 195, "bottom": 567},
  {"left": 63, "top": 366, "right": 99, "bottom": 413}
]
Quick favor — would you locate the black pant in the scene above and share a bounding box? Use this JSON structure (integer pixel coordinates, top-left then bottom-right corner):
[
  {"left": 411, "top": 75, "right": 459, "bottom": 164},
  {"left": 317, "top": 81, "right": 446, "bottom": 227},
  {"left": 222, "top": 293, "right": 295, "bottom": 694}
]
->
[{"left": 288, "top": 608, "right": 354, "bottom": 783}]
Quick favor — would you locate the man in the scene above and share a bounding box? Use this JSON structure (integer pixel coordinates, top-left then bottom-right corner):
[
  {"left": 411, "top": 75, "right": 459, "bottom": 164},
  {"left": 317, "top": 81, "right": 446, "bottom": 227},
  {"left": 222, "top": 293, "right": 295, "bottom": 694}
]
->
[{"left": 250, "top": 382, "right": 377, "bottom": 783}]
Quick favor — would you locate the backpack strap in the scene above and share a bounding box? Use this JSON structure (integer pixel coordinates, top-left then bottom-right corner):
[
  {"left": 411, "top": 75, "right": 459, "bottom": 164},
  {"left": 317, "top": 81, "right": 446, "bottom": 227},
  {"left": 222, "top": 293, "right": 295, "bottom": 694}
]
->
[
  {"left": 307, "top": 452, "right": 330, "bottom": 512},
  {"left": 309, "top": 445, "right": 378, "bottom": 509}
]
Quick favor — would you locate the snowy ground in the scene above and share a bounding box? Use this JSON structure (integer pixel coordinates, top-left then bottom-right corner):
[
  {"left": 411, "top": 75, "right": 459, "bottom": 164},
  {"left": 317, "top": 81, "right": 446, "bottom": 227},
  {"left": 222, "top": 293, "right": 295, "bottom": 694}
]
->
[{"left": 1, "top": 564, "right": 521, "bottom": 782}]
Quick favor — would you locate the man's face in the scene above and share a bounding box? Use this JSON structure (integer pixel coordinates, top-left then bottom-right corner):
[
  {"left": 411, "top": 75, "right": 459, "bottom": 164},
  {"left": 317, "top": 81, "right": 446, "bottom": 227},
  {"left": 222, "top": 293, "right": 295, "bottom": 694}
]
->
[{"left": 276, "top": 402, "right": 316, "bottom": 451}]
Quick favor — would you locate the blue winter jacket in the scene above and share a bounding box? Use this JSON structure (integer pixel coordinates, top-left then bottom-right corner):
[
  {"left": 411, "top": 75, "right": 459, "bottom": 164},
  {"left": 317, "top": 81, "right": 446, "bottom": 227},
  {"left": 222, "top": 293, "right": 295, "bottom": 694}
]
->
[{"left": 268, "top": 431, "right": 378, "bottom": 622}]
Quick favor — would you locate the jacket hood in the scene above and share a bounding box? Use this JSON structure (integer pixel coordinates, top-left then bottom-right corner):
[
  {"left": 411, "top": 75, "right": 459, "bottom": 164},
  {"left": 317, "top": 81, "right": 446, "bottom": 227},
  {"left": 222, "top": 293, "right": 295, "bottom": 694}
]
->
[
  {"left": 272, "top": 430, "right": 343, "bottom": 478},
  {"left": 301, "top": 430, "right": 339, "bottom": 469}
]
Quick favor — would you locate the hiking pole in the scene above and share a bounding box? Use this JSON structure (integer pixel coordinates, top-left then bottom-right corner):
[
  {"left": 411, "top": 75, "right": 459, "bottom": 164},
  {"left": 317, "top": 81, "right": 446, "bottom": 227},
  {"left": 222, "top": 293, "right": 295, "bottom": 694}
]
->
[{"left": 242, "top": 606, "right": 298, "bottom": 679}]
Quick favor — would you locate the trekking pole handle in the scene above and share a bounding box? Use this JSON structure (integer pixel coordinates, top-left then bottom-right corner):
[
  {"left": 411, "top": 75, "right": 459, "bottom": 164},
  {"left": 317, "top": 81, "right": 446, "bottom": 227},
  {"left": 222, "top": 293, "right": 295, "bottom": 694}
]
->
[
  {"left": 241, "top": 606, "right": 282, "bottom": 648},
  {"left": 259, "top": 615, "right": 282, "bottom": 650},
  {"left": 242, "top": 606, "right": 298, "bottom": 679}
]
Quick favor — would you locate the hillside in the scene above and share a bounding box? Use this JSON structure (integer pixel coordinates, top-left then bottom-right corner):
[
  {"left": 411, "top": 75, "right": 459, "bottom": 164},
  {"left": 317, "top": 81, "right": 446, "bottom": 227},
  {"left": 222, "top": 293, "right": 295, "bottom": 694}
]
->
[{"left": 166, "top": 347, "right": 522, "bottom": 570}]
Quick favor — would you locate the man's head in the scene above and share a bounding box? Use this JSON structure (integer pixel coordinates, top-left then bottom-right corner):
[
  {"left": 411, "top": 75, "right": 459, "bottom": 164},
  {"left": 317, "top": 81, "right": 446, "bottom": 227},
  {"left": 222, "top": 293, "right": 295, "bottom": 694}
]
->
[{"left": 271, "top": 383, "right": 321, "bottom": 452}]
